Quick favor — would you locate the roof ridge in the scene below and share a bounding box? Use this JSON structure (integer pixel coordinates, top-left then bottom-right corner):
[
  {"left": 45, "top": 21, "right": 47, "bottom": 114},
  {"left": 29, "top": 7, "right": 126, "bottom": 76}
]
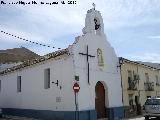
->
[
  {"left": 0, "top": 48, "right": 69, "bottom": 75},
  {"left": 119, "top": 57, "right": 160, "bottom": 70}
]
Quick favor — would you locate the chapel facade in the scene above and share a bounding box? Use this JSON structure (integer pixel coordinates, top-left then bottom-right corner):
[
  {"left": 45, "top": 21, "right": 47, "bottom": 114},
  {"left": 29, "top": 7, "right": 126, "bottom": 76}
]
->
[{"left": 0, "top": 8, "right": 123, "bottom": 120}]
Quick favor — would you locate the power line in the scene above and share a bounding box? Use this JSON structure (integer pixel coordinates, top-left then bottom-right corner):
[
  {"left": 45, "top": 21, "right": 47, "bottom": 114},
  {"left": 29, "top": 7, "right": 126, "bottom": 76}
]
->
[{"left": 0, "top": 30, "right": 61, "bottom": 49}]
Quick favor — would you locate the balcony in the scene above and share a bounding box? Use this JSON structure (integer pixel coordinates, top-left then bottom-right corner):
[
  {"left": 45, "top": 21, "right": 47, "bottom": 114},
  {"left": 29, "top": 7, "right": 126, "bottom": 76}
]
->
[
  {"left": 144, "top": 82, "right": 154, "bottom": 91},
  {"left": 128, "top": 75, "right": 139, "bottom": 91},
  {"left": 128, "top": 80, "right": 138, "bottom": 90}
]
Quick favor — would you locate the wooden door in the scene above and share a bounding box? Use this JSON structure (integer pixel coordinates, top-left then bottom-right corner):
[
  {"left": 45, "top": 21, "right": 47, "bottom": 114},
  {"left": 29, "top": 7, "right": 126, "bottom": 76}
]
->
[{"left": 95, "top": 81, "right": 106, "bottom": 119}]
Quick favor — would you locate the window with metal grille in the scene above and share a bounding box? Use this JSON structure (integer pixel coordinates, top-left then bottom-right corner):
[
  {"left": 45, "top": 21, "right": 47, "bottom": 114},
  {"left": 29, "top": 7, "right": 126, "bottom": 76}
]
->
[
  {"left": 0, "top": 80, "right": 1, "bottom": 92},
  {"left": 44, "top": 68, "right": 50, "bottom": 89},
  {"left": 17, "top": 76, "right": 21, "bottom": 92}
]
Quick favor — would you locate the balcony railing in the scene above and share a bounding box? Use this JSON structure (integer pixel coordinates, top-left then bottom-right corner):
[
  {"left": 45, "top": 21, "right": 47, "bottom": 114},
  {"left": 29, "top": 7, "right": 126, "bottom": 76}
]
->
[
  {"left": 144, "top": 82, "right": 154, "bottom": 91},
  {"left": 128, "top": 75, "right": 139, "bottom": 90},
  {"left": 128, "top": 80, "right": 138, "bottom": 90}
]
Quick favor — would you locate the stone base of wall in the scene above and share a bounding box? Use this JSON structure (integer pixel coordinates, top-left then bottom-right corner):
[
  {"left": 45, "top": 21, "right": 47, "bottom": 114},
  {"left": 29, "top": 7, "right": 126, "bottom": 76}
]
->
[
  {"left": 3, "top": 108, "right": 96, "bottom": 120},
  {"left": 107, "top": 106, "right": 124, "bottom": 120},
  {"left": 3, "top": 107, "right": 124, "bottom": 120}
]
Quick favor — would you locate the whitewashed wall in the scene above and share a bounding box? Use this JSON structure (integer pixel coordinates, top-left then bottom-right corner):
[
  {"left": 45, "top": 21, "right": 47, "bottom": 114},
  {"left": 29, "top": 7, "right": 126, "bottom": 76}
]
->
[
  {"left": 0, "top": 9, "right": 123, "bottom": 113},
  {"left": 71, "top": 33, "right": 123, "bottom": 110},
  {"left": 0, "top": 55, "right": 76, "bottom": 111},
  {"left": 70, "top": 9, "right": 123, "bottom": 111}
]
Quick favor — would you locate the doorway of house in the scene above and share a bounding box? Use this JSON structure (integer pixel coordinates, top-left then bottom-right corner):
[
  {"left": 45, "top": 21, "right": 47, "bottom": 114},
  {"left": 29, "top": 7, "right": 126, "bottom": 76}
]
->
[
  {"left": 95, "top": 81, "right": 106, "bottom": 119},
  {"left": 135, "top": 96, "right": 141, "bottom": 115}
]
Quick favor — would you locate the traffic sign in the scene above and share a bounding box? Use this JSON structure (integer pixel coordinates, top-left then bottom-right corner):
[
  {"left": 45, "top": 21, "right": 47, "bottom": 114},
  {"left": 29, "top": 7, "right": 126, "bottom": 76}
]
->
[{"left": 73, "top": 83, "right": 80, "bottom": 93}]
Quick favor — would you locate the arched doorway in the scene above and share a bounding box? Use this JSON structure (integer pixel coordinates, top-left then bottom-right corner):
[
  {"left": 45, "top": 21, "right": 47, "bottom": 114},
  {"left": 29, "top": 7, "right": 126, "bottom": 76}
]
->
[{"left": 95, "top": 81, "right": 106, "bottom": 119}]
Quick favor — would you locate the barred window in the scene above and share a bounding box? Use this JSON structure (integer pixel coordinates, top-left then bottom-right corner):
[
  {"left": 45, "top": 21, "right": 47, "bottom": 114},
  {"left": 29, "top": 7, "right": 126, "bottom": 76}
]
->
[
  {"left": 44, "top": 68, "right": 50, "bottom": 89},
  {"left": 145, "top": 73, "right": 149, "bottom": 82},
  {"left": 17, "top": 76, "right": 21, "bottom": 92},
  {"left": 0, "top": 80, "right": 1, "bottom": 92}
]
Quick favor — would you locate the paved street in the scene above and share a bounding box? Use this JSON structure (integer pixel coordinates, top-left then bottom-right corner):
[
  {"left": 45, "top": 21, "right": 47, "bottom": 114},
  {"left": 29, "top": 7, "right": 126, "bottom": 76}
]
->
[
  {"left": 98, "top": 116, "right": 159, "bottom": 120},
  {"left": 0, "top": 116, "right": 159, "bottom": 120},
  {"left": 0, "top": 115, "right": 38, "bottom": 120},
  {"left": 125, "top": 116, "right": 159, "bottom": 120}
]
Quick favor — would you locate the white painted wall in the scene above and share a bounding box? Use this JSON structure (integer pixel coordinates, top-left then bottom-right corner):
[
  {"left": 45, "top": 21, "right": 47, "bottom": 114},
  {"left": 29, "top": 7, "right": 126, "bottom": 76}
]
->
[
  {"left": 71, "top": 9, "right": 123, "bottom": 111},
  {"left": 0, "top": 9, "right": 123, "bottom": 113},
  {"left": 0, "top": 55, "right": 76, "bottom": 111}
]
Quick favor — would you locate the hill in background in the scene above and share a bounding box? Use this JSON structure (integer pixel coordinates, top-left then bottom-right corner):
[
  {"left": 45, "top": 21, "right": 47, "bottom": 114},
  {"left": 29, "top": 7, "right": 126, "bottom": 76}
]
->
[{"left": 0, "top": 47, "right": 40, "bottom": 63}]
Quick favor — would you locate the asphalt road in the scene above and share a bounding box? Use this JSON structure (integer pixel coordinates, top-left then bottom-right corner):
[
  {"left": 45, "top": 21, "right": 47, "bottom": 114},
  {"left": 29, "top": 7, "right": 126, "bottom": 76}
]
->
[
  {"left": 0, "top": 116, "right": 159, "bottom": 120},
  {"left": 0, "top": 115, "right": 38, "bottom": 120},
  {"left": 125, "top": 116, "right": 159, "bottom": 120}
]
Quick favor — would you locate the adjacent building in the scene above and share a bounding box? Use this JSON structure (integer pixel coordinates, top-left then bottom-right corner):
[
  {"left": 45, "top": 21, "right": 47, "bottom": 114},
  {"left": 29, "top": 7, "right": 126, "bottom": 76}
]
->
[{"left": 120, "top": 57, "right": 160, "bottom": 118}]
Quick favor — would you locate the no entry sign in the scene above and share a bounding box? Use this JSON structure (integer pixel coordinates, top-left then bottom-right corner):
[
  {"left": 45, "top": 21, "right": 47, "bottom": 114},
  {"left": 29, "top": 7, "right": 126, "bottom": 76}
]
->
[{"left": 73, "top": 83, "right": 80, "bottom": 93}]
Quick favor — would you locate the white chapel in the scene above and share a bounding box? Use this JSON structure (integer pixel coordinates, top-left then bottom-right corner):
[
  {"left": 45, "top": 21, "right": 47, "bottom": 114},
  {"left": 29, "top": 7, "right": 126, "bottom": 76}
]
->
[{"left": 0, "top": 7, "right": 123, "bottom": 120}]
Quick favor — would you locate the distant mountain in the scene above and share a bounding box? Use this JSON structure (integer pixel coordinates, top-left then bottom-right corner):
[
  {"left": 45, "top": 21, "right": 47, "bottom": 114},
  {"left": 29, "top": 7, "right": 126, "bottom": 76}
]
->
[{"left": 0, "top": 47, "right": 40, "bottom": 63}]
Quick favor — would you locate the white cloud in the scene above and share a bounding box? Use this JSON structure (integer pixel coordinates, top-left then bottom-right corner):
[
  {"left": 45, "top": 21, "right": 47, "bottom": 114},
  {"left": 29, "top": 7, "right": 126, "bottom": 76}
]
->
[
  {"left": 148, "top": 35, "right": 160, "bottom": 39},
  {"left": 0, "top": 26, "right": 47, "bottom": 44},
  {"left": 3, "top": 0, "right": 160, "bottom": 33},
  {"left": 1, "top": 0, "right": 160, "bottom": 57}
]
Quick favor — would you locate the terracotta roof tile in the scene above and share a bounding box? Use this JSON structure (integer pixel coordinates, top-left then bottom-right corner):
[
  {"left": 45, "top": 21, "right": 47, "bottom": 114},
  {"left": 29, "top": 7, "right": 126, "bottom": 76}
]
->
[{"left": 0, "top": 48, "right": 69, "bottom": 75}]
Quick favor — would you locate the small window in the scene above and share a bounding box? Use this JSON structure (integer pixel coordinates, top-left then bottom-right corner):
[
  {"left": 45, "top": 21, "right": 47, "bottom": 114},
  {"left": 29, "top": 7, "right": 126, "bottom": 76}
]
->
[
  {"left": 128, "top": 70, "right": 132, "bottom": 79},
  {"left": 44, "top": 68, "right": 50, "bottom": 89},
  {"left": 94, "top": 18, "right": 100, "bottom": 30},
  {"left": 145, "top": 73, "right": 149, "bottom": 82},
  {"left": 156, "top": 75, "right": 159, "bottom": 85},
  {"left": 0, "top": 80, "right": 1, "bottom": 92},
  {"left": 128, "top": 94, "right": 134, "bottom": 111},
  {"left": 135, "top": 96, "right": 139, "bottom": 104},
  {"left": 17, "top": 76, "right": 21, "bottom": 92},
  {"left": 128, "top": 70, "right": 132, "bottom": 87}
]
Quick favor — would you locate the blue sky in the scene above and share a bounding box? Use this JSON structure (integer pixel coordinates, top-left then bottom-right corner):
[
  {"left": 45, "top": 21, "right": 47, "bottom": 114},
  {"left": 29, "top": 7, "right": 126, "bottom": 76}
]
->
[{"left": 0, "top": 0, "right": 160, "bottom": 63}]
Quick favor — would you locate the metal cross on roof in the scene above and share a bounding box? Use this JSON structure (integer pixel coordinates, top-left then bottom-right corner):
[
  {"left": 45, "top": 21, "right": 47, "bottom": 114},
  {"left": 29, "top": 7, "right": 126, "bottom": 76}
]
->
[
  {"left": 92, "top": 3, "right": 96, "bottom": 10},
  {"left": 79, "top": 45, "right": 95, "bottom": 85}
]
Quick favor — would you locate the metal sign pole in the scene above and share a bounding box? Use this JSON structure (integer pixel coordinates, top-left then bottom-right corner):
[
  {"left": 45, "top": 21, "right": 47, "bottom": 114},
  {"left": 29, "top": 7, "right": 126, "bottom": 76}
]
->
[
  {"left": 73, "top": 83, "right": 80, "bottom": 120},
  {"left": 75, "top": 92, "right": 79, "bottom": 120}
]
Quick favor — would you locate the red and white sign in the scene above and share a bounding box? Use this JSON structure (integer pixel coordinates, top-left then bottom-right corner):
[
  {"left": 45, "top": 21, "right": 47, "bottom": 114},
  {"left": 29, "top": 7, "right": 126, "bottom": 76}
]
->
[{"left": 73, "top": 83, "right": 80, "bottom": 93}]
